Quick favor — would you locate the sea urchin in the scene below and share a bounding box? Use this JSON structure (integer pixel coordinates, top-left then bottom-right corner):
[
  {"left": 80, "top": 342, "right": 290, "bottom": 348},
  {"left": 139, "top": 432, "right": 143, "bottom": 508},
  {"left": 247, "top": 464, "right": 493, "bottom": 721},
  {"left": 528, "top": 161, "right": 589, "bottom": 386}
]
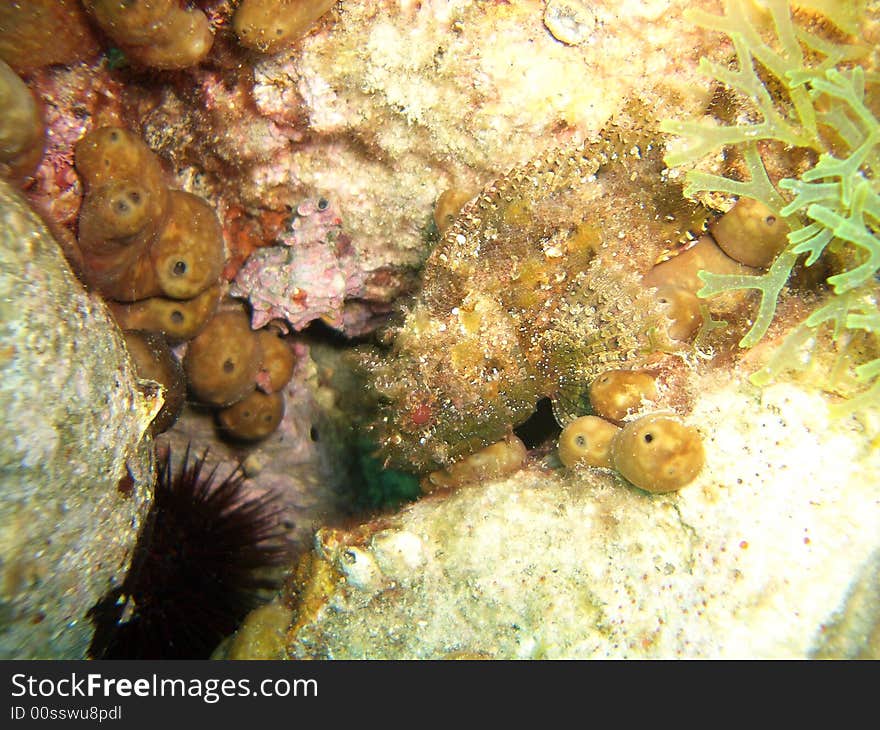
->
[{"left": 89, "top": 446, "right": 289, "bottom": 659}]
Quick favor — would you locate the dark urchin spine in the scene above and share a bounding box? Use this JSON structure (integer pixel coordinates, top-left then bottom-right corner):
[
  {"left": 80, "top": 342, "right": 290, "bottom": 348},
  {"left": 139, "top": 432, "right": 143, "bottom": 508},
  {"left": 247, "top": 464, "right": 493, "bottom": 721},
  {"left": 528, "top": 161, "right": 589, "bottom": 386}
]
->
[{"left": 89, "top": 445, "right": 289, "bottom": 659}]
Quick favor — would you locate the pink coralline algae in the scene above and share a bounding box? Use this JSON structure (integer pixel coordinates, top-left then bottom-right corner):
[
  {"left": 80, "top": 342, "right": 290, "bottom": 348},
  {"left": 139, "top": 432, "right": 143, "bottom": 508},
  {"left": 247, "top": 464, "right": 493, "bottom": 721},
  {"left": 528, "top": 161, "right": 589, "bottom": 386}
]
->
[{"left": 230, "top": 197, "right": 368, "bottom": 333}]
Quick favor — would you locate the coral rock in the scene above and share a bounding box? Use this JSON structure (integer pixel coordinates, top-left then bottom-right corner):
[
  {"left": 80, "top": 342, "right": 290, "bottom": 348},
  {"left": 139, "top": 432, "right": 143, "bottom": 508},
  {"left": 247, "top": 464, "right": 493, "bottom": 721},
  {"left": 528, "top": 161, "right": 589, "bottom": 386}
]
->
[
  {"left": 24, "top": 64, "right": 128, "bottom": 240},
  {"left": 220, "top": 600, "right": 292, "bottom": 660},
  {"left": 135, "top": 0, "right": 721, "bottom": 317},
  {"left": 0, "top": 179, "right": 155, "bottom": 659},
  {"left": 230, "top": 197, "right": 368, "bottom": 332},
  {"left": 273, "top": 380, "right": 880, "bottom": 659}
]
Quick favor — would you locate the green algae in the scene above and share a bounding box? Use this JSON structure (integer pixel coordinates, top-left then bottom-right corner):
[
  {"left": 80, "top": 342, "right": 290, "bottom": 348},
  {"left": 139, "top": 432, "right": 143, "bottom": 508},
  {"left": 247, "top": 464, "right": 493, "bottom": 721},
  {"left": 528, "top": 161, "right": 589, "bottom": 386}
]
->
[
  {"left": 352, "top": 436, "right": 421, "bottom": 509},
  {"left": 661, "top": 0, "right": 880, "bottom": 412}
]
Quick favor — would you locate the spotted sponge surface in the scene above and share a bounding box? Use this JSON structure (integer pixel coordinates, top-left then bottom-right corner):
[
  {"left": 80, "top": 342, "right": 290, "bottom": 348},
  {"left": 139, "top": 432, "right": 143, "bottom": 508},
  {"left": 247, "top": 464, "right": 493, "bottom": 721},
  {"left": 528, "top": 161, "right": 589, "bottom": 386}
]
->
[
  {"left": 611, "top": 414, "right": 705, "bottom": 494},
  {"left": 217, "top": 390, "right": 285, "bottom": 442},
  {"left": 75, "top": 126, "right": 225, "bottom": 308},
  {"left": 149, "top": 191, "right": 224, "bottom": 301},
  {"left": 558, "top": 415, "right": 619, "bottom": 469},
  {"left": 75, "top": 127, "right": 169, "bottom": 297},
  {"left": 109, "top": 284, "right": 220, "bottom": 344}
]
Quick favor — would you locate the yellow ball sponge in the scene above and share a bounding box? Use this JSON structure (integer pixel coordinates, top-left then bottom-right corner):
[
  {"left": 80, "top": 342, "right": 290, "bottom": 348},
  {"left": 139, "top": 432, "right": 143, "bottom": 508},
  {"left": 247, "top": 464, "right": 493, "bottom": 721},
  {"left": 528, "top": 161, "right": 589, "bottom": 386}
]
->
[
  {"left": 642, "top": 235, "right": 754, "bottom": 294},
  {"left": 709, "top": 198, "right": 790, "bottom": 268},
  {"left": 589, "top": 369, "right": 657, "bottom": 422},
  {"left": 653, "top": 285, "right": 702, "bottom": 342},
  {"left": 150, "top": 190, "right": 225, "bottom": 300},
  {"left": 256, "top": 330, "right": 296, "bottom": 394},
  {"left": 217, "top": 390, "right": 284, "bottom": 442},
  {"left": 83, "top": 0, "right": 213, "bottom": 70},
  {"left": 611, "top": 414, "right": 704, "bottom": 493},
  {"left": 109, "top": 284, "right": 220, "bottom": 343},
  {"left": 183, "top": 310, "right": 263, "bottom": 406},
  {"left": 234, "top": 0, "right": 336, "bottom": 54},
  {"left": 424, "top": 435, "right": 527, "bottom": 492},
  {"left": 557, "top": 415, "right": 620, "bottom": 469}
]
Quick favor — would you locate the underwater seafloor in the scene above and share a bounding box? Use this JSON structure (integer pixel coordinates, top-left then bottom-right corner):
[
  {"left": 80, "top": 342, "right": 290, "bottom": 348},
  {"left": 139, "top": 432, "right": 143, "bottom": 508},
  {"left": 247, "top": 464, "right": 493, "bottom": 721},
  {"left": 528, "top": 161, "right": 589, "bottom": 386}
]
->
[{"left": 0, "top": 0, "right": 879, "bottom": 660}]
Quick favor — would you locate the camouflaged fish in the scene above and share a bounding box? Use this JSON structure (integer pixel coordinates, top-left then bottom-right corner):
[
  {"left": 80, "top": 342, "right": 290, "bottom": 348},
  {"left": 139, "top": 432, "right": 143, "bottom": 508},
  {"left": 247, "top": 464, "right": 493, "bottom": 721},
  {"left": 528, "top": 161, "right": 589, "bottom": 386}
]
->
[{"left": 365, "top": 110, "right": 706, "bottom": 472}]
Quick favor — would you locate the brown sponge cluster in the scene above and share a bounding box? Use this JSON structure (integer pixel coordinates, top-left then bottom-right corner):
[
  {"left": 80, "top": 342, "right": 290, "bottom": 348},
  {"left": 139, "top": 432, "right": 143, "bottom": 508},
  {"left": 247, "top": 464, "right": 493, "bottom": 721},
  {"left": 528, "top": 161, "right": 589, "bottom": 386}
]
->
[
  {"left": 75, "top": 125, "right": 294, "bottom": 441},
  {"left": 73, "top": 124, "right": 225, "bottom": 438},
  {"left": 558, "top": 368, "right": 705, "bottom": 494},
  {"left": 75, "top": 126, "right": 223, "bottom": 328},
  {"left": 110, "top": 284, "right": 222, "bottom": 345},
  {"left": 184, "top": 309, "right": 295, "bottom": 441},
  {"left": 75, "top": 127, "right": 170, "bottom": 298},
  {"left": 559, "top": 410, "right": 704, "bottom": 494}
]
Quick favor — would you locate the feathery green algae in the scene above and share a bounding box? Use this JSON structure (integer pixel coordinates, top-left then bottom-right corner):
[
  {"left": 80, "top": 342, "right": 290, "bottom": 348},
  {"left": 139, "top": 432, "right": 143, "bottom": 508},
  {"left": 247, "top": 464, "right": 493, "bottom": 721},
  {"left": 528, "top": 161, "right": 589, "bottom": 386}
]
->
[{"left": 661, "top": 0, "right": 880, "bottom": 412}]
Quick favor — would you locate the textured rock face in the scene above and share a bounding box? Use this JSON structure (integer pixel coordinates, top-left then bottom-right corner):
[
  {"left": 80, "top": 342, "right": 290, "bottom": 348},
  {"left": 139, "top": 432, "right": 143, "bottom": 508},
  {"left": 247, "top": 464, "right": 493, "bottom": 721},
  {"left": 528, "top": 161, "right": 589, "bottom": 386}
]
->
[
  {"left": 0, "top": 180, "right": 156, "bottom": 659},
  {"left": 246, "top": 0, "right": 714, "bottom": 271},
  {"left": 272, "top": 377, "right": 880, "bottom": 659},
  {"left": 132, "top": 0, "right": 718, "bottom": 290}
]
